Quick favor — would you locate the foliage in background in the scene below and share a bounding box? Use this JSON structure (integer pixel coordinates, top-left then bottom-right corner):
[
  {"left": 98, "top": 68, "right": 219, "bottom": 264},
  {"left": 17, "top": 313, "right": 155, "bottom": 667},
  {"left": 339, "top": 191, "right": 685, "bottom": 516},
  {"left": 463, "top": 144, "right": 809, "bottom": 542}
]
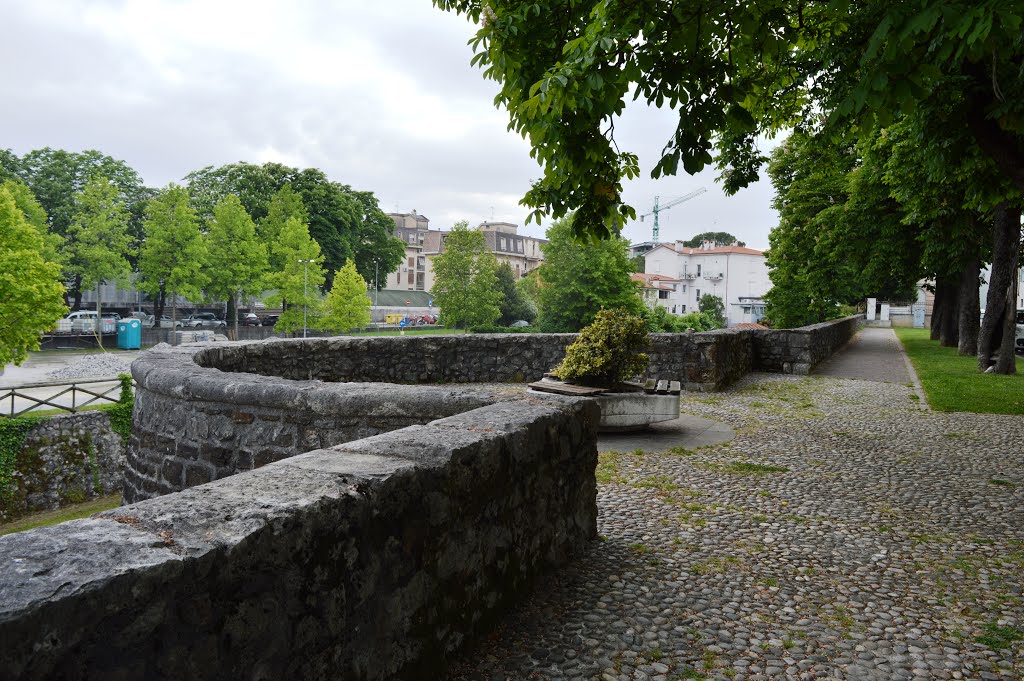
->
[
  {"left": 137, "top": 184, "right": 208, "bottom": 324},
  {"left": 495, "top": 261, "right": 536, "bottom": 326},
  {"left": 698, "top": 294, "right": 726, "bottom": 326},
  {"left": 895, "top": 329, "right": 1024, "bottom": 415},
  {"left": 319, "top": 260, "right": 372, "bottom": 333},
  {"left": 105, "top": 373, "right": 135, "bottom": 445},
  {"left": 430, "top": 221, "right": 502, "bottom": 329},
  {"left": 65, "top": 176, "right": 134, "bottom": 345},
  {"left": 553, "top": 309, "right": 649, "bottom": 388},
  {"left": 537, "top": 216, "right": 642, "bottom": 332},
  {"left": 0, "top": 186, "right": 67, "bottom": 367},
  {"left": 203, "top": 195, "right": 269, "bottom": 334},
  {"left": 264, "top": 216, "right": 325, "bottom": 333},
  {"left": 185, "top": 162, "right": 405, "bottom": 291},
  {"left": 681, "top": 232, "right": 743, "bottom": 248},
  {"left": 0, "top": 415, "right": 45, "bottom": 506},
  {"left": 643, "top": 306, "right": 721, "bottom": 333}
]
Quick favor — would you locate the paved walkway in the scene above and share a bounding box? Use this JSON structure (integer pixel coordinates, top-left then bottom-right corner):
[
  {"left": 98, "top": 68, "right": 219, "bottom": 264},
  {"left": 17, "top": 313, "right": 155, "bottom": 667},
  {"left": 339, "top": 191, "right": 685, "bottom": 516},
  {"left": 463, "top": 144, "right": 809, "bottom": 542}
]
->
[
  {"left": 813, "top": 327, "right": 913, "bottom": 383},
  {"left": 448, "top": 370, "right": 1023, "bottom": 680}
]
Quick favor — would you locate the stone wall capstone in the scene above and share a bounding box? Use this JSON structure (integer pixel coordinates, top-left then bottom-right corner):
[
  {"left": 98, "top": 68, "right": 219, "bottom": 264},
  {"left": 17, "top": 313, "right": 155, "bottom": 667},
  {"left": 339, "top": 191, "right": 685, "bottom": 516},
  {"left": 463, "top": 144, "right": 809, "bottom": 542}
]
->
[{"left": 0, "top": 411, "right": 125, "bottom": 522}]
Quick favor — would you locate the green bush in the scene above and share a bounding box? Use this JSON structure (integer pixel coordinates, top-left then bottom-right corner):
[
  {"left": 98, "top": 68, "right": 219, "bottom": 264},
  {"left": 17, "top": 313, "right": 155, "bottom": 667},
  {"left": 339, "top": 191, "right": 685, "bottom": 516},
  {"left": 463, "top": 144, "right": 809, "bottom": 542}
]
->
[
  {"left": 552, "top": 308, "right": 649, "bottom": 387},
  {"left": 105, "top": 373, "right": 134, "bottom": 444},
  {"left": 642, "top": 306, "right": 722, "bottom": 332}
]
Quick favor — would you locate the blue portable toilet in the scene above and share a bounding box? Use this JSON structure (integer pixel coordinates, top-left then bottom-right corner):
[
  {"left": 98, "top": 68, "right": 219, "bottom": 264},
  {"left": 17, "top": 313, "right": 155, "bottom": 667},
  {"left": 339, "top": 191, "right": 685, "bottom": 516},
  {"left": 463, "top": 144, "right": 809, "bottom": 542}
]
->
[{"left": 117, "top": 318, "right": 142, "bottom": 350}]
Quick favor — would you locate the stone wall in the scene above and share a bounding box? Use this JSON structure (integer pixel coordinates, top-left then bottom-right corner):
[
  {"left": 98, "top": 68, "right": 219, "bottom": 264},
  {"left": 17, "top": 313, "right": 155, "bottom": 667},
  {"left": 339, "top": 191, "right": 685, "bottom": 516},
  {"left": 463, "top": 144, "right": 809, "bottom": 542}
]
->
[
  {"left": 752, "top": 315, "right": 862, "bottom": 374},
  {"left": 0, "top": 398, "right": 599, "bottom": 681},
  {"left": 194, "top": 332, "right": 748, "bottom": 390},
  {"left": 0, "top": 411, "right": 125, "bottom": 522}
]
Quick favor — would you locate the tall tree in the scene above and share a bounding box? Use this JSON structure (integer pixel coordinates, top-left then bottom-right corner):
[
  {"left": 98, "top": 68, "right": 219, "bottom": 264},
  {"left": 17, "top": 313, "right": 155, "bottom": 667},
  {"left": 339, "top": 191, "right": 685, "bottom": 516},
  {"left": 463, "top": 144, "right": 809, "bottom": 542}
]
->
[
  {"left": 64, "top": 176, "right": 133, "bottom": 346},
  {"left": 265, "top": 216, "right": 325, "bottom": 335},
  {"left": 204, "top": 195, "right": 269, "bottom": 338},
  {"left": 698, "top": 294, "right": 726, "bottom": 327},
  {"left": 319, "top": 260, "right": 372, "bottom": 333},
  {"left": 0, "top": 185, "right": 67, "bottom": 366},
  {"left": 495, "top": 261, "right": 536, "bottom": 326},
  {"left": 537, "top": 215, "right": 643, "bottom": 332},
  {"left": 430, "top": 221, "right": 502, "bottom": 330},
  {"left": 185, "top": 163, "right": 404, "bottom": 290},
  {"left": 14, "top": 148, "right": 148, "bottom": 307},
  {"left": 138, "top": 185, "right": 208, "bottom": 326}
]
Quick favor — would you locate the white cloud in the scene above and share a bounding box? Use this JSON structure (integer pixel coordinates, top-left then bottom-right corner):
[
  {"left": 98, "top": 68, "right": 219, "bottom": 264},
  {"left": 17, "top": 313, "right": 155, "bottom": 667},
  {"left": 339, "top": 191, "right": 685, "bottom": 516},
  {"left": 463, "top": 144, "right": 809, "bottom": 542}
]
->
[{"left": 1, "top": 0, "right": 778, "bottom": 249}]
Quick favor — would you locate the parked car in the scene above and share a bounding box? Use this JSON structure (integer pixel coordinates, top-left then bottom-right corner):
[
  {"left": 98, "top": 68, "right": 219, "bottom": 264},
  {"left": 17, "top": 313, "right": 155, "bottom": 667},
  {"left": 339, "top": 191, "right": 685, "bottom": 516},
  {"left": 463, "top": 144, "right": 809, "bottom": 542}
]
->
[
  {"left": 182, "top": 312, "right": 227, "bottom": 329},
  {"left": 261, "top": 314, "right": 280, "bottom": 327},
  {"left": 64, "top": 311, "right": 118, "bottom": 333},
  {"left": 142, "top": 315, "right": 182, "bottom": 329},
  {"left": 241, "top": 313, "right": 261, "bottom": 327}
]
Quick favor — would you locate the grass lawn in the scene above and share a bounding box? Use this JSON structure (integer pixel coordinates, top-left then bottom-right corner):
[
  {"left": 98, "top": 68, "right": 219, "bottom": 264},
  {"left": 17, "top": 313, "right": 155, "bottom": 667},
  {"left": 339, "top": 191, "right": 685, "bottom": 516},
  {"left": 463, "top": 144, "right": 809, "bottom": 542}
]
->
[
  {"left": 0, "top": 494, "right": 122, "bottom": 536},
  {"left": 895, "top": 327, "right": 1024, "bottom": 415}
]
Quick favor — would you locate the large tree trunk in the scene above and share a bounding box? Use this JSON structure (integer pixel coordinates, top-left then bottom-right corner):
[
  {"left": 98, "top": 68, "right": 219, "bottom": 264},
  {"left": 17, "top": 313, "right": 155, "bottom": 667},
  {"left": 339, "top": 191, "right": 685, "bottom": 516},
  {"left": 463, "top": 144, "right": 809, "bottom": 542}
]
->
[
  {"left": 72, "top": 274, "right": 84, "bottom": 311},
  {"left": 228, "top": 293, "right": 238, "bottom": 341},
  {"left": 978, "top": 203, "right": 1021, "bottom": 373},
  {"left": 929, "top": 280, "right": 944, "bottom": 340},
  {"left": 930, "top": 277, "right": 958, "bottom": 345},
  {"left": 154, "top": 284, "right": 166, "bottom": 322},
  {"left": 957, "top": 258, "right": 981, "bottom": 356}
]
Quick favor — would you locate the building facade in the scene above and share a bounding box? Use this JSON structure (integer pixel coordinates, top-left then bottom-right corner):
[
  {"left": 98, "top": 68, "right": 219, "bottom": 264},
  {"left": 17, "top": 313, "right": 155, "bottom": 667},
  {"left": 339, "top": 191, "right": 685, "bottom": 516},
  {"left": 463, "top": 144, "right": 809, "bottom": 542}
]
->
[
  {"left": 385, "top": 213, "right": 547, "bottom": 293},
  {"left": 643, "top": 241, "right": 770, "bottom": 326}
]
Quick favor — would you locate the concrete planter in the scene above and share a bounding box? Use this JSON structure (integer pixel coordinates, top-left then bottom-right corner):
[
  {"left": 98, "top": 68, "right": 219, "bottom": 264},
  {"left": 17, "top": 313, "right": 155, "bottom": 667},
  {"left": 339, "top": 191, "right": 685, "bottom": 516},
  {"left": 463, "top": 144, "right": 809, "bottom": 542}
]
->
[
  {"left": 528, "top": 379, "right": 681, "bottom": 433},
  {"left": 593, "top": 391, "right": 681, "bottom": 432}
]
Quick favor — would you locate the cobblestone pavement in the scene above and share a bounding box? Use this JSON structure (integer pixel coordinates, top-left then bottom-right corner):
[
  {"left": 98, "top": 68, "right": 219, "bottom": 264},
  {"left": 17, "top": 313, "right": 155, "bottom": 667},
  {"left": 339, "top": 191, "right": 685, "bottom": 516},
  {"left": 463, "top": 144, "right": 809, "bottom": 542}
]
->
[
  {"left": 448, "top": 373, "right": 1024, "bottom": 680},
  {"left": 814, "top": 328, "right": 912, "bottom": 384}
]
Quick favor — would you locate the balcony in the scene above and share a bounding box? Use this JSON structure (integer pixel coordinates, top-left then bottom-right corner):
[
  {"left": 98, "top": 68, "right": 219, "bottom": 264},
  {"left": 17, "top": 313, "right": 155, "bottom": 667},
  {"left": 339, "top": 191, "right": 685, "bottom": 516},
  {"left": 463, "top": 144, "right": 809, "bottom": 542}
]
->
[{"left": 704, "top": 272, "right": 724, "bottom": 281}]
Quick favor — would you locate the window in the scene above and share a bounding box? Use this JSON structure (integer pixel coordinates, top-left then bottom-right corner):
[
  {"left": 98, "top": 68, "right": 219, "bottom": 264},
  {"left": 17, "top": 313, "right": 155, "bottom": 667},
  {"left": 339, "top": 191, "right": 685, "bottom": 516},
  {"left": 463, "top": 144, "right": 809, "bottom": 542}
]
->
[
  {"left": 696, "top": 289, "right": 701, "bottom": 299},
  {"left": 681, "top": 304, "right": 686, "bottom": 312},
  {"left": 517, "top": 241, "right": 524, "bottom": 253},
  {"left": 499, "top": 237, "right": 506, "bottom": 251},
  {"left": 697, "top": 264, "right": 702, "bottom": 276},
  {"left": 682, "top": 285, "right": 687, "bottom": 293},
  {"left": 408, "top": 257, "right": 414, "bottom": 268},
  {"left": 416, "top": 256, "right": 425, "bottom": 271},
  {"left": 408, "top": 269, "right": 414, "bottom": 285},
  {"left": 408, "top": 233, "right": 416, "bottom": 244},
  {"left": 658, "top": 290, "right": 670, "bottom": 299}
]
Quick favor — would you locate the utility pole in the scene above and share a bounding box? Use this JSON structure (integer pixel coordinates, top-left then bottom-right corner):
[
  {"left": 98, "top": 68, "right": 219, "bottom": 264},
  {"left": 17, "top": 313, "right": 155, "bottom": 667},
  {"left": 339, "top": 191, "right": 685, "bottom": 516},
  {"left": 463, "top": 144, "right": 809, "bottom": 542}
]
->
[{"left": 298, "top": 259, "right": 314, "bottom": 338}]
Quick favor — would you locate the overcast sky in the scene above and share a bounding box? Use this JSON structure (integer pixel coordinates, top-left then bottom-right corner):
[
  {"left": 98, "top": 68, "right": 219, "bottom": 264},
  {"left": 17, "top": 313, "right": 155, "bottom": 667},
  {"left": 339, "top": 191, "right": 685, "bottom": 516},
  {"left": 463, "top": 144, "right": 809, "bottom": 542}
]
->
[{"left": 2, "top": 0, "right": 781, "bottom": 249}]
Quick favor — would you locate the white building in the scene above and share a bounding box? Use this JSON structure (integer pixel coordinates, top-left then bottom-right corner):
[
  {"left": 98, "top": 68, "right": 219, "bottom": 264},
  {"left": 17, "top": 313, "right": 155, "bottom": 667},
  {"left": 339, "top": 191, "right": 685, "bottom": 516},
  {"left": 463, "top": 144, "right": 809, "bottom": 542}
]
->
[
  {"left": 630, "top": 273, "right": 687, "bottom": 314},
  {"left": 643, "top": 241, "right": 771, "bottom": 326}
]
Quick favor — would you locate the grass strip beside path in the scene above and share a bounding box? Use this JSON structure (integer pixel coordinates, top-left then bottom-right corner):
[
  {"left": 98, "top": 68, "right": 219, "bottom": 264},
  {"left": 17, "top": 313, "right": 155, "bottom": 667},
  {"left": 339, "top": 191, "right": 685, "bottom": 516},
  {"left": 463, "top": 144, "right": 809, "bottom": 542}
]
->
[
  {"left": 0, "top": 494, "right": 121, "bottom": 536},
  {"left": 895, "top": 328, "right": 1024, "bottom": 415}
]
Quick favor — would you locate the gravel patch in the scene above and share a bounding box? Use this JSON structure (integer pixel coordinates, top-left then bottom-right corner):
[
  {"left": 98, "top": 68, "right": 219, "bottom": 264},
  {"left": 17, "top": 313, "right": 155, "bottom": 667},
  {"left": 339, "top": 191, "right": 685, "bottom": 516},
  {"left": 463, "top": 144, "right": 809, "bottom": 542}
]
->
[
  {"left": 45, "top": 353, "right": 137, "bottom": 381},
  {"left": 448, "top": 372, "right": 1024, "bottom": 680}
]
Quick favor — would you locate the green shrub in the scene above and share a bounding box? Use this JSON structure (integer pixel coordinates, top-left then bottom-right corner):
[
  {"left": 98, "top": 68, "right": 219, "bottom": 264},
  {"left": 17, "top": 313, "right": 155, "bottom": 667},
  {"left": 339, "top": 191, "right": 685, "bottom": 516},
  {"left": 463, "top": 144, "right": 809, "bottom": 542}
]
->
[
  {"left": 105, "top": 373, "right": 134, "bottom": 444},
  {"left": 0, "top": 415, "right": 45, "bottom": 504},
  {"left": 552, "top": 308, "right": 649, "bottom": 387}
]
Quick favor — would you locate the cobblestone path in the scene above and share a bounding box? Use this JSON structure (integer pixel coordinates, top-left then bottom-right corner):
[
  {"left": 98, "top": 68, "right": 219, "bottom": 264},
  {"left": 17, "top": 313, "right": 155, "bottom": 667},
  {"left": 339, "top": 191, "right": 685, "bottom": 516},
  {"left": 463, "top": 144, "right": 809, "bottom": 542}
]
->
[
  {"left": 449, "top": 373, "right": 1024, "bottom": 680},
  {"left": 814, "top": 328, "right": 912, "bottom": 384}
]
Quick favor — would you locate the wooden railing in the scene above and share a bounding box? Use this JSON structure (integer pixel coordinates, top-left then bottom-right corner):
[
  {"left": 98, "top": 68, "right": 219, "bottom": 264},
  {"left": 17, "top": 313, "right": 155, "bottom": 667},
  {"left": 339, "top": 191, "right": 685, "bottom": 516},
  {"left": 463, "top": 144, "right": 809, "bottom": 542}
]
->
[{"left": 0, "top": 377, "right": 127, "bottom": 418}]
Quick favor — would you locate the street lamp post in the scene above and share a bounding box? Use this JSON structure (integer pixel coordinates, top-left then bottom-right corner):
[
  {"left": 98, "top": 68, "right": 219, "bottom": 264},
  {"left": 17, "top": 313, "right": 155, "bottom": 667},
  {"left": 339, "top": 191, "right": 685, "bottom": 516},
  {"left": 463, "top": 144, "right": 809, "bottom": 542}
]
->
[
  {"left": 373, "top": 258, "right": 380, "bottom": 308},
  {"left": 298, "top": 259, "right": 314, "bottom": 338}
]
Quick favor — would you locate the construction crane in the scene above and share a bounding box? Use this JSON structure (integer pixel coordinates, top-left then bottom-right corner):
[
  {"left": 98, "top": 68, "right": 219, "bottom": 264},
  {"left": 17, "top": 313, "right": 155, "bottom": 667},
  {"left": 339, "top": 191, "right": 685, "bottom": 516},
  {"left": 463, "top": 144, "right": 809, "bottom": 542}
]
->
[{"left": 639, "top": 187, "right": 707, "bottom": 242}]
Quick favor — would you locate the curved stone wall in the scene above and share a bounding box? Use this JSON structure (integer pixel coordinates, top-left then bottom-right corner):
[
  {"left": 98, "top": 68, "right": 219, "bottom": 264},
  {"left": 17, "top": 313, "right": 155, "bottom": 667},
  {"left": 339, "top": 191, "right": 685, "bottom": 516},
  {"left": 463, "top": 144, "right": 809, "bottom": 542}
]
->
[{"left": 2, "top": 338, "right": 600, "bottom": 680}]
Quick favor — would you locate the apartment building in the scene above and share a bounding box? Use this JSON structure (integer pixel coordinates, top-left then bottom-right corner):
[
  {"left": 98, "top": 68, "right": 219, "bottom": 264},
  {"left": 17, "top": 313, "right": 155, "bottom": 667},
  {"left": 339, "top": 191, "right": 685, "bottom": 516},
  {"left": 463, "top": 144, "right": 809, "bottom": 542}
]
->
[
  {"left": 643, "top": 241, "right": 770, "bottom": 326},
  {"left": 630, "top": 273, "right": 687, "bottom": 314},
  {"left": 386, "top": 214, "right": 547, "bottom": 292}
]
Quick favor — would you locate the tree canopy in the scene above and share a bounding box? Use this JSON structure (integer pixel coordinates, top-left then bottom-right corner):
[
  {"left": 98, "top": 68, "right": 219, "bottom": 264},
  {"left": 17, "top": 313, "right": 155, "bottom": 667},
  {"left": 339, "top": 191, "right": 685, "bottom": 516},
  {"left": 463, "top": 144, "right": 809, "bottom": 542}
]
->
[
  {"left": 536, "top": 215, "right": 642, "bottom": 332},
  {"left": 430, "top": 221, "right": 502, "bottom": 329},
  {"left": 0, "top": 185, "right": 67, "bottom": 366},
  {"left": 185, "top": 163, "right": 404, "bottom": 291},
  {"left": 138, "top": 184, "right": 208, "bottom": 323},
  {"left": 319, "top": 260, "right": 372, "bottom": 333},
  {"left": 681, "top": 232, "right": 743, "bottom": 248},
  {"left": 204, "top": 195, "right": 268, "bottom": 335},
  {"left": 436, "top": 1, "right": 1024, "bottom": 240}
]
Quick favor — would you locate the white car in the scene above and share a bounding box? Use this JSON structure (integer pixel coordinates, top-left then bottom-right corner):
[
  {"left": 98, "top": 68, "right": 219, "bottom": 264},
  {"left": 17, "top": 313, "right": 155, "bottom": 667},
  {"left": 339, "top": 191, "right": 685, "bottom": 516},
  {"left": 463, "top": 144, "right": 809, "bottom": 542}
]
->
[{"left": 1016, "top": 310, "right": 1024, "bottom": 355}]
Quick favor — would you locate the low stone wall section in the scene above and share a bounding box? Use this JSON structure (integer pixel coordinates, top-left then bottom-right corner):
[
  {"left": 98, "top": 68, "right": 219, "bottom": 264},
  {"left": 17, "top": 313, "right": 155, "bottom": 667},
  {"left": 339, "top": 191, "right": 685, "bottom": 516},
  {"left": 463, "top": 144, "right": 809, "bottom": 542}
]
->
[
  {"left": 752, "top": 315, "right": 862, "bottom": 374},
  {"left": 1, "top": 411, "right": 125, "bottom": 522},
  {"left": 0, "top": 398, "right": 599, "bottom": 681},
  {"left": 195, "top": 332, "right": 750, "bottom": 390},
  {"left": 125, "top": 344, "right": 506, "bottom": 503}
]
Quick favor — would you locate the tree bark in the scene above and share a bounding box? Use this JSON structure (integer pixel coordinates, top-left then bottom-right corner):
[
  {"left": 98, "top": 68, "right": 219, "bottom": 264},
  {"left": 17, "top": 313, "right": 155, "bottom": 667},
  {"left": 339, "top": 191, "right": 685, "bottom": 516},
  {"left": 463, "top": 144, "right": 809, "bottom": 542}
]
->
[
  {"left": 72, "top": 274, "right": 83, "bottom": 311},
  {"left": 154, "top": 284, "right": 166, "bottom": 322},
  {"left": 978, "top": 203, "right": 1021, "bottom": 373},
  {"left": 957, "top": 258, "right": 980, "bottom": 356},
  {"left": 228, "top": 293, "right": 238, "bottom": 341},
  {"left": 929, "top": 281, "right": 944, "bottom": 340},
  {"left": 938, "top": 276, "right": 959, "bottom": 348}
]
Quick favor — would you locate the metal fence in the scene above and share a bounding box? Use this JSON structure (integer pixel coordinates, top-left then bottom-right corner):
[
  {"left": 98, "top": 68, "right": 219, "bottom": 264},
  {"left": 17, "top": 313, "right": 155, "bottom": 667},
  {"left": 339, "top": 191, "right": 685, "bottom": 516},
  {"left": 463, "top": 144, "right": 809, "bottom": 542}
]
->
[{"left": 0, "top": 377, "right": 127, "bottom": 418}]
